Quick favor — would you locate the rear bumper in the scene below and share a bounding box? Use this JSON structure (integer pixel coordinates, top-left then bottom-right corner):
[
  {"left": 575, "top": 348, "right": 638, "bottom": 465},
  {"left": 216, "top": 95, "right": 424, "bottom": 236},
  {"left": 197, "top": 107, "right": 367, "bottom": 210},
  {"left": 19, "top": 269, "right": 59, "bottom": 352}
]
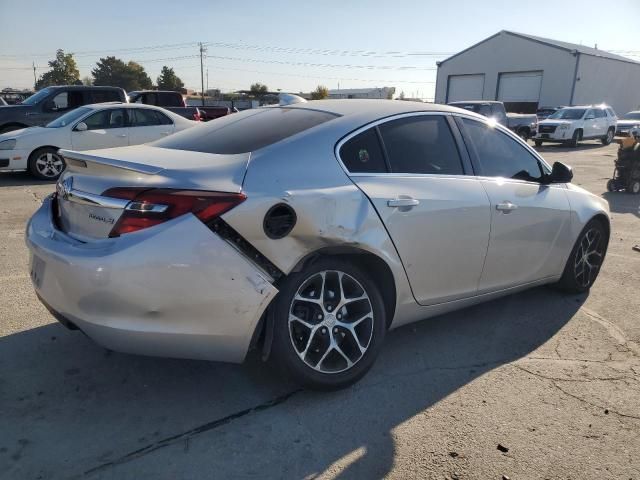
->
[{"left": 26, "top": 195, "right": 278, "bottom": 363}]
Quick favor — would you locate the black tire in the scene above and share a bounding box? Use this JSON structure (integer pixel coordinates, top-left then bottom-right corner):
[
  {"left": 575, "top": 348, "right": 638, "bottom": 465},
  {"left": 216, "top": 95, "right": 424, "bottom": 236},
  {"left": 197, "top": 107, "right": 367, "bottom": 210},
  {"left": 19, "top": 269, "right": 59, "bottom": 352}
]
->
[
  {"left": 568, "top": 129, "right": 581, "bottom": 148},
  {"left": 534, "top": 140, "right": 543, "bottom": 147},
  {"left": 606, "top": 179, "right": 616, "bottom": 192},
  {"left": 271, "top": 257, "right": 386, "bottom": 390},
  {"left": 629, "top": 180, "right": 640, "bottom": 195},
  {"left": 28, "top": 147, "right": 65, "bottom": 180},
  {"left": 557, "top": 219, "right": 608, "bottom": 293},
  {"left": 601, "top": 128, "right": 615, "bottom": 145}
]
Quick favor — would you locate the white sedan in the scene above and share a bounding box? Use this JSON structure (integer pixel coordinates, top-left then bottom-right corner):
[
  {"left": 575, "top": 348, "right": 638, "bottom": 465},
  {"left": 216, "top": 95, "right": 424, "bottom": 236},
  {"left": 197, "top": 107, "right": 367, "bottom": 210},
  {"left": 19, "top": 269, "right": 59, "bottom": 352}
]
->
[{"left": 0, "top": 103, "right": 197, "bottom": 179}]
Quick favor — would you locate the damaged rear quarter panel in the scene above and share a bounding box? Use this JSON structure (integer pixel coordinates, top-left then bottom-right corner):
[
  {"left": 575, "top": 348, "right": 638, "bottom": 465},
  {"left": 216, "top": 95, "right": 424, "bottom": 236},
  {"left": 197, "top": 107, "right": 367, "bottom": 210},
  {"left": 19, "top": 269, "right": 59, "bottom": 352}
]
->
[{"left": 220, "top": 125, "right": 415, "bottom": 325}]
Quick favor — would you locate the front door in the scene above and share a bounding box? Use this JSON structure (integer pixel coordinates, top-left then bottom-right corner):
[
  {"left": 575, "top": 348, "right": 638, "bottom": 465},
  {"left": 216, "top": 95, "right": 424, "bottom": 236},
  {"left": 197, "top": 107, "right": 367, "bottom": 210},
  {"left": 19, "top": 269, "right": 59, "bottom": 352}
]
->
[
  {"left": 71, "top": 108, "right": 129, "bottom": 151},
  {"left": 459, "top": 117, "right": 572, "bottom": 293},
  {"left": 339, "top": 114, "right": 491, "bottom": 305}
]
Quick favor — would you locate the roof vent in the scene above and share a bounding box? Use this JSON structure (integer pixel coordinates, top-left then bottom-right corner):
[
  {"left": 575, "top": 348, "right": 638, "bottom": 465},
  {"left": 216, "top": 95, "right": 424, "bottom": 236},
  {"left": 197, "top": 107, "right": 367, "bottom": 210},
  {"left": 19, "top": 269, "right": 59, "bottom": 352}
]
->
[{"left": 264, "top": 203, "right": 297, "bottom": 239}]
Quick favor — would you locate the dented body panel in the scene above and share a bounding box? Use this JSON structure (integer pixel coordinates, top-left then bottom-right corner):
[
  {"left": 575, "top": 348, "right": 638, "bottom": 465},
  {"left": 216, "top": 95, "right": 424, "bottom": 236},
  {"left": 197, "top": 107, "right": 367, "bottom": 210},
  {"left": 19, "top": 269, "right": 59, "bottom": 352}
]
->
[{"left": 27, "top": 196, "right": 277, "bottom": 362}]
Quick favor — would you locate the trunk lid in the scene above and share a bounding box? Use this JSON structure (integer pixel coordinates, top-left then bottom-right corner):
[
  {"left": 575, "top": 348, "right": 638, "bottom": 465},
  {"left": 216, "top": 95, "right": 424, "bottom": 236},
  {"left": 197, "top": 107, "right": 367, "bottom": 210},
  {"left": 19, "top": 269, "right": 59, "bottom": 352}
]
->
[{"left": 56, "top": 145, "right": 251, "bottom": 240}]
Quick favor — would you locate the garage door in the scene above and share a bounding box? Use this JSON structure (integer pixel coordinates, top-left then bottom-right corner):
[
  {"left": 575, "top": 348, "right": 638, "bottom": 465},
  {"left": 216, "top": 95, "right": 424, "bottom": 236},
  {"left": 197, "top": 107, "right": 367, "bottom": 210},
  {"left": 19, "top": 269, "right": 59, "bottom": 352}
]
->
[
  {"left": 497, "top": 71, "right": 542, "bottom": 112},
  {"left": 446, "top": 74, "right": 485, "bottom": 102}
]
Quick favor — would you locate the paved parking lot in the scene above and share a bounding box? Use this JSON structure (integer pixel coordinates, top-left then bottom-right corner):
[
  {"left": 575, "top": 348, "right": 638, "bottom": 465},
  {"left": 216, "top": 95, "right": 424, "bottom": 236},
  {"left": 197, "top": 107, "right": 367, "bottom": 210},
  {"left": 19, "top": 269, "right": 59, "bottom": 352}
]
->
[{"left": 1, "top": 141, "right": 639, "bottom": 480}]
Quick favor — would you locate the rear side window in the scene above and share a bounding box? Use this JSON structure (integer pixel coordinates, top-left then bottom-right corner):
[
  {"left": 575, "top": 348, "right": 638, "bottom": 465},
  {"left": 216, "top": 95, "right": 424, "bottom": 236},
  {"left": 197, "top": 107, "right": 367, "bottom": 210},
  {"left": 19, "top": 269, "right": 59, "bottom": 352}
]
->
[
  {"left": 339, "top": 128, "right": 387, "bottom": 173},
  {"left": 83, "top": 109, "right": 126, "bottom": 130},
  {"left": 91, "top": 90, "right": 121, "bottom": 103},
  {"left": 130, "top": 109, "right": 163, "bottom": 126},
  {"left": 379, "top": 115, "right": 464, "bottom": 175},
  {"left": 158, "top": 92, "right": 183, "bottom": 107},
  {"left": 152, "top": 107, "right": 338, "bottom": 154}
]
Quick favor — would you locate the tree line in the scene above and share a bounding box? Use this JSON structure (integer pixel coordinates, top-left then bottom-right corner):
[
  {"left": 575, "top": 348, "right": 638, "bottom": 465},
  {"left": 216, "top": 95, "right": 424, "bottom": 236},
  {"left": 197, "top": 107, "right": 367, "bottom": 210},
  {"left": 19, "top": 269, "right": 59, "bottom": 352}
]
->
[
  {"left": 35, "top": 49, "right": 185, "bottom": 92},
  {"left": 35, "top": 49, "right": 332, "bottom": 99}
]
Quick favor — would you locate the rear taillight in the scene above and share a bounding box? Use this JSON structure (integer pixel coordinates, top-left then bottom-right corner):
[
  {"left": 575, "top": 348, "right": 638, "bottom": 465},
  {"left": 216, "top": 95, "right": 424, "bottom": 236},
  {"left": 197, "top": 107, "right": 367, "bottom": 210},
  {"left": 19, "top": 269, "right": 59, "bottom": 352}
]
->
[{"left": 102, "top": 187, "right": 246, "bottom": 237}]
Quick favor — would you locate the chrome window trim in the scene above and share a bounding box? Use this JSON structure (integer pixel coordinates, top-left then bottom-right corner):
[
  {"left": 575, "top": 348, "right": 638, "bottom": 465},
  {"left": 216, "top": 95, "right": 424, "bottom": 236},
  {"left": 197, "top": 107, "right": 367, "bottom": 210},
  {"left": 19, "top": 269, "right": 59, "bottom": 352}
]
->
[{"left": 334, "top": 111, "right": 469, "bottom": 178}]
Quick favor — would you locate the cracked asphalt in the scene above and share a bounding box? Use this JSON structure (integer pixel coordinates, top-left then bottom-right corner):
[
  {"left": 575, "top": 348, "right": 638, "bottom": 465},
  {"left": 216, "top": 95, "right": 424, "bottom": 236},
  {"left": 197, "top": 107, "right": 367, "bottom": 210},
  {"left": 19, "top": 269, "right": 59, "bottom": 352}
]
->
[{"left": 1, "top": 141, "right": 639, "bottom": 479}]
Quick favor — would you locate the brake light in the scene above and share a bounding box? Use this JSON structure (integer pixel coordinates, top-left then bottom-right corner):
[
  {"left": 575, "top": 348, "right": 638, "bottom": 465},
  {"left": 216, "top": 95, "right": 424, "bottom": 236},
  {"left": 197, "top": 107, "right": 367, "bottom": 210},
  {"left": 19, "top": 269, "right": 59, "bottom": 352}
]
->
[{"left": 103, "top": 187, "right": 246, "bottom": 237}]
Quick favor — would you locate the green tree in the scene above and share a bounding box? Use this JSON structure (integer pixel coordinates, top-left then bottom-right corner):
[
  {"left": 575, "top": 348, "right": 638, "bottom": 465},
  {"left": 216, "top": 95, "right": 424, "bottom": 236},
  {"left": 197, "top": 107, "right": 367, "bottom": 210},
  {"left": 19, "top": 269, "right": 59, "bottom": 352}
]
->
[
  {"left": 35, "top": 49, "right": 80, "bottom": 89},
  {"left": 92, "top": 57, "right": 153, "bottom": 92},
  {"left": 249, "top": 82, "right": 268, "bottom": 98},
  {"left": 156, "top": 66, "right": 184, "bottom": 92},
  {"left": 311, "top": 85, "right": 329, "bottom": 100}
]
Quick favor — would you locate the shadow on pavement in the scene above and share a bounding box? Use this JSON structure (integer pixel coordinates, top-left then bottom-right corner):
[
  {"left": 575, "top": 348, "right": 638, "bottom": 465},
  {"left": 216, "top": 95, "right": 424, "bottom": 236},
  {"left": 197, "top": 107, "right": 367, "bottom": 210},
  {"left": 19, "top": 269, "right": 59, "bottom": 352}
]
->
[
  {"left": 0, "top": 286, "right": 584, "bottom": 479},
  {"left": 602, "top": 191, "right": 640, "bottom": 219},
  {"left": 0, "top": 171, "right": 55, "bottom": 187}
]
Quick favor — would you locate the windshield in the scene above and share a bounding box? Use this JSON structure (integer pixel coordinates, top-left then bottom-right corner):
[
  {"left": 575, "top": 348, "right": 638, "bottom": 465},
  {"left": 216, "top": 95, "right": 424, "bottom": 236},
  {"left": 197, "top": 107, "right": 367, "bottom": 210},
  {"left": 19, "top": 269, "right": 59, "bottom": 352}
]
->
[
  {"left": 622, "top": 112, "right": 640, "bottom": 120},
  {"left": 548, "top": 108, "right": 586, "bottom": 120},
  {"left": 46, "top": 107, "right": 91, "bottom": 128},
  {"left": 21, "top": 88, "right": 53, "bottom": 105}
]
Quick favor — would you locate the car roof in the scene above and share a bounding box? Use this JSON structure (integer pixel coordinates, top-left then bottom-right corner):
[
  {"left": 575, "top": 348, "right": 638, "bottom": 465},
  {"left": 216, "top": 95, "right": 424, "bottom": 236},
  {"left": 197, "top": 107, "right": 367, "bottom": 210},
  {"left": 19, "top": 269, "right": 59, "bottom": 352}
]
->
[
  {"left": 284, "top": 99, "right": 477, "bottom": 119},
  {"left": 448, "top": 100, "right": 501, "bottom": 105},
  {"left": 45, "top": 85, "right": 124, "bottom": 91}
]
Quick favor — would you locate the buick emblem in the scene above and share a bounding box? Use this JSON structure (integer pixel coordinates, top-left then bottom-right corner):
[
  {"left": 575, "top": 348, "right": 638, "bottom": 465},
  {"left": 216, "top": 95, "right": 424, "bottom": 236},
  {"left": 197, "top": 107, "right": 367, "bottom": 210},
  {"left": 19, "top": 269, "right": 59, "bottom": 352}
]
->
[{"left": 56, "top": 176, "right": 73, "bottom": 200}]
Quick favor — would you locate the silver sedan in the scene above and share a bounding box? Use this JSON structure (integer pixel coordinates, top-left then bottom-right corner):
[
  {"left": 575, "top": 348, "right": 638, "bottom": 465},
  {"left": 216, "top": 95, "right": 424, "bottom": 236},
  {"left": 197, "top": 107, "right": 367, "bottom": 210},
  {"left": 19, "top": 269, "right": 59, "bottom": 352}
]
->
[{"left": 26, "top": 99, "right": 610, "bottom": 390}]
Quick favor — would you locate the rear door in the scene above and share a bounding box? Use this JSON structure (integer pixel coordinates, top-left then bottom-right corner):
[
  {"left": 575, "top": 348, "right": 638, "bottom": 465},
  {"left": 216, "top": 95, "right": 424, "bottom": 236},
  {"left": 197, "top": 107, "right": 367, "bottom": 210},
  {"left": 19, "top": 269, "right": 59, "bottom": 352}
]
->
[
  {"left": 340, "top": 113, "right": 491, "bottom": 305},
  {"left": 593, "top": 108, "right": 608, "bottom": 136},
  {"left": 71, "top": 108, "right": 129, "bottom": 150},
  {"left": 583, "top": 109, "right": 599, "bottom": 138},
  {"left": 127, "top": 108, "right": 175, "bottom": 145},
  {"left": 458, "top": 117, "right": 571, "bottom": 293}
]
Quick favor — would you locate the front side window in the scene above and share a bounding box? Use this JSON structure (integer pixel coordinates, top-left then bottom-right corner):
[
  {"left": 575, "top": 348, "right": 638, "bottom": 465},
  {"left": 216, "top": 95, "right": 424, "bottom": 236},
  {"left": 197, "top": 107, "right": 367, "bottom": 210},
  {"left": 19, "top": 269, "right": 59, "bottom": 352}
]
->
[
  {"left": 594, "top": 109, "right": 606, "bottom": 118},
  {"left": 82, "top": 109, "right": 126, "bottom": 130},
  {"left": 379, "top": 115, "right": 464, "bottom": 175},
  {"left": 339, "top": 128, "right": 387, "bottom": 173},
  {"left": 462, "top": 118, "right": 543, "bottom": 182},
  {"left": 51, "top": 92, "right": 68, "bottom": 110}
]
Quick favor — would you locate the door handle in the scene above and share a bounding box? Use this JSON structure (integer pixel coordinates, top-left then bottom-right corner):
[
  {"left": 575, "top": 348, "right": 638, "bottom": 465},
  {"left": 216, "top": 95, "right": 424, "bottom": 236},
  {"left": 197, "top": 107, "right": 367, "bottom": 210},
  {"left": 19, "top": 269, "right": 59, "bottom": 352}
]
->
[
  {"left": 496, "top": 201, "right": 518, "bottom": 213},
  {"left": 25, "top": 112, "right": 40, "bottom": 116},
  {"left": 387, "top": 198, "right": 420, "bottom": 208},
  {"left": 117, "top": 134, "right": 128, "bottom": 138},
  {"left": 160, "top": 131, "right": 171, "bottom": 136}
]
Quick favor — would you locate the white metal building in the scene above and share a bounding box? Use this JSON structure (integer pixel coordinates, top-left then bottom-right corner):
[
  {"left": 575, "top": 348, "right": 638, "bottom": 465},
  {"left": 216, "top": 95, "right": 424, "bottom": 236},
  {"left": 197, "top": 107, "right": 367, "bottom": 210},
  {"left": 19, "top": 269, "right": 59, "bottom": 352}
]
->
[
  {"left": 328, "top": 87, "right": 395, "bottom": 99},
  {"left": 435, "top": 31, "right": 640, "bottom": 114}
]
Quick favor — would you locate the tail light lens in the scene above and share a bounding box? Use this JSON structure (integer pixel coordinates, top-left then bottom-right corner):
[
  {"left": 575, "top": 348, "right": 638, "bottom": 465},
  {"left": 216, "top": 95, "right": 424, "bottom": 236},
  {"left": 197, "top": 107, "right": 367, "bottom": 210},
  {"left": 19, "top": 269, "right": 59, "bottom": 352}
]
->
[{"left": 102, "top": 187, "right": 246, "bottom": 237}]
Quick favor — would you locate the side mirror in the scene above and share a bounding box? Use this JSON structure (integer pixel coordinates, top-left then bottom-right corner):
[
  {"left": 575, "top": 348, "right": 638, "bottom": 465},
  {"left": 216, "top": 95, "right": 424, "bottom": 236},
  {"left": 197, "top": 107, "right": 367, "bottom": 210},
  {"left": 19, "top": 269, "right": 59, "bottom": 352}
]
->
[
  {"left": 549, "top": 161, "right": 573, "bottom": 183},
  {"left": 75, "top": 122, "right": 88, "bottom": 132},
  {"left": 43, "top": 100, "right": 57, "bottom": 111}
]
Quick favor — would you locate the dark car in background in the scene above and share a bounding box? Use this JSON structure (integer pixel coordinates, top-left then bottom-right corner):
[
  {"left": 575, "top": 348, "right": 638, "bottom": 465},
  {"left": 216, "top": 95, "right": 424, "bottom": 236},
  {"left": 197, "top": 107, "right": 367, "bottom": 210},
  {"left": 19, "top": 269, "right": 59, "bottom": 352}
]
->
[
  {"left": 0, "top": 85, "right": 126, "bottom": 133},
  {"left": 128, "top": 90, "right": 202, "bottom": 121}
]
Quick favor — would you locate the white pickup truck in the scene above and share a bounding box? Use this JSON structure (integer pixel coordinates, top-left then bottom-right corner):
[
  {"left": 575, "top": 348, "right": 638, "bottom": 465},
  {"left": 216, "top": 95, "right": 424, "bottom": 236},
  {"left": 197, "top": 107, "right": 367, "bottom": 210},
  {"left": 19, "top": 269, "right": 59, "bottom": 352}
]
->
[{"left": 448, "top": 101, "right": 538, "bottom": 140}]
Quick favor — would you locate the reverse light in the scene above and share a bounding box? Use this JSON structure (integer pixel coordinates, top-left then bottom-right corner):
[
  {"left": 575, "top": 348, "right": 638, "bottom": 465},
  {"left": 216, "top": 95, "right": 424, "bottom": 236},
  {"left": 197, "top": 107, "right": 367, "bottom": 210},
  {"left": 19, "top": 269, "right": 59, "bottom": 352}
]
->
[{"left": 102, "top": 187, "right": 246, "bottom": 237}]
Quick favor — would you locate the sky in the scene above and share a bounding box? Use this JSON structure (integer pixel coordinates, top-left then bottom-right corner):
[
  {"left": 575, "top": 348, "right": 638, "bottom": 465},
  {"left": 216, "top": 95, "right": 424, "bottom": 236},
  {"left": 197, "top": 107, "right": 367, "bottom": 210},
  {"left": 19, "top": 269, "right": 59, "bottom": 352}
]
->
[{"left": 1, "top": 0, "right": 638, "bottom": 99}]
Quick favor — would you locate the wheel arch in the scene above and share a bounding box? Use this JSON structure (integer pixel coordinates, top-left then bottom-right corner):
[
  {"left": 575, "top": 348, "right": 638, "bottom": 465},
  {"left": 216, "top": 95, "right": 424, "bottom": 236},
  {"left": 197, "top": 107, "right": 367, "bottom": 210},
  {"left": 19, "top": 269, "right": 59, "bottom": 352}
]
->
[{"left": 256, "top": 246, "right": 397, "bottom": 361}]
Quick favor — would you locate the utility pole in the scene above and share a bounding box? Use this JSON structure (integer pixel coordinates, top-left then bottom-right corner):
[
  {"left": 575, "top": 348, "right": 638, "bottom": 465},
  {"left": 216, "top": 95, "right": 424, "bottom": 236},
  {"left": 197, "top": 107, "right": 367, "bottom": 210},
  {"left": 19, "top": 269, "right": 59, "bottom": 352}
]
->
[
  {"left": 206, "top": 68, "right": 209, "bottom": 95},
  {"left": 32, "top": 61, "right": 37, "bottom": 90},
  {"left": 199, "top": 42, "right": 207, "bottom": 106}
]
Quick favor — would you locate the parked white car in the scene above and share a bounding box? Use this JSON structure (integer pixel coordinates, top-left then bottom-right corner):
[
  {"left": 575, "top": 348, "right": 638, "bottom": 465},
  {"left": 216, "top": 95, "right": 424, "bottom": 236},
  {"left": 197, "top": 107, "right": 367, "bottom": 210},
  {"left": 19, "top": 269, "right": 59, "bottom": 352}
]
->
[
  {"left": 535, "top": 105, "right": 617, "bottom": 148},
  {"left": 0, "top": 103, "right": 197, "bottom": 179}
]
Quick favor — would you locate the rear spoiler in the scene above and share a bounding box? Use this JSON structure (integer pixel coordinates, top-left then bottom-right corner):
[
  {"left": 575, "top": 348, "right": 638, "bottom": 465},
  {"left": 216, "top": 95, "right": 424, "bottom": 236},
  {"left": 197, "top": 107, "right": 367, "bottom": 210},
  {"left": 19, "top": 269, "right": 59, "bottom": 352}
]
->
[{"left": 59, "top": 149, "right": 164, "bottom": 175}]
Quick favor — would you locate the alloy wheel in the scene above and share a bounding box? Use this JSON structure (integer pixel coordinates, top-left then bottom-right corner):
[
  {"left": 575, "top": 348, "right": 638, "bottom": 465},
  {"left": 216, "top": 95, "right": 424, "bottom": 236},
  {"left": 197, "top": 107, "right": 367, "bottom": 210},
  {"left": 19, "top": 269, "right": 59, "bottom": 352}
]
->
[
  {"left": 573, "top": 228, "right": 605, "bottom": 288},
  {"left": 35, "top": 152, "right": 64, "bottom": 178},
  {"left": 288, "top": 270, "right": 374, "bottom": 374},
  {"left": 607, "top": 130, "right": 614, "bottom": 143}
]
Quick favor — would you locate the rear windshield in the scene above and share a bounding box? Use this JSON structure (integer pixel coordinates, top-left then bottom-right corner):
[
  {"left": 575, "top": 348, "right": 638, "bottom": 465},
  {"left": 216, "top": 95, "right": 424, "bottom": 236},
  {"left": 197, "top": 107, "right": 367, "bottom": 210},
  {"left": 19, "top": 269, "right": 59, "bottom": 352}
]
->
[{"left": 152, "top": 107, "right": 338, "bottom": 154}]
